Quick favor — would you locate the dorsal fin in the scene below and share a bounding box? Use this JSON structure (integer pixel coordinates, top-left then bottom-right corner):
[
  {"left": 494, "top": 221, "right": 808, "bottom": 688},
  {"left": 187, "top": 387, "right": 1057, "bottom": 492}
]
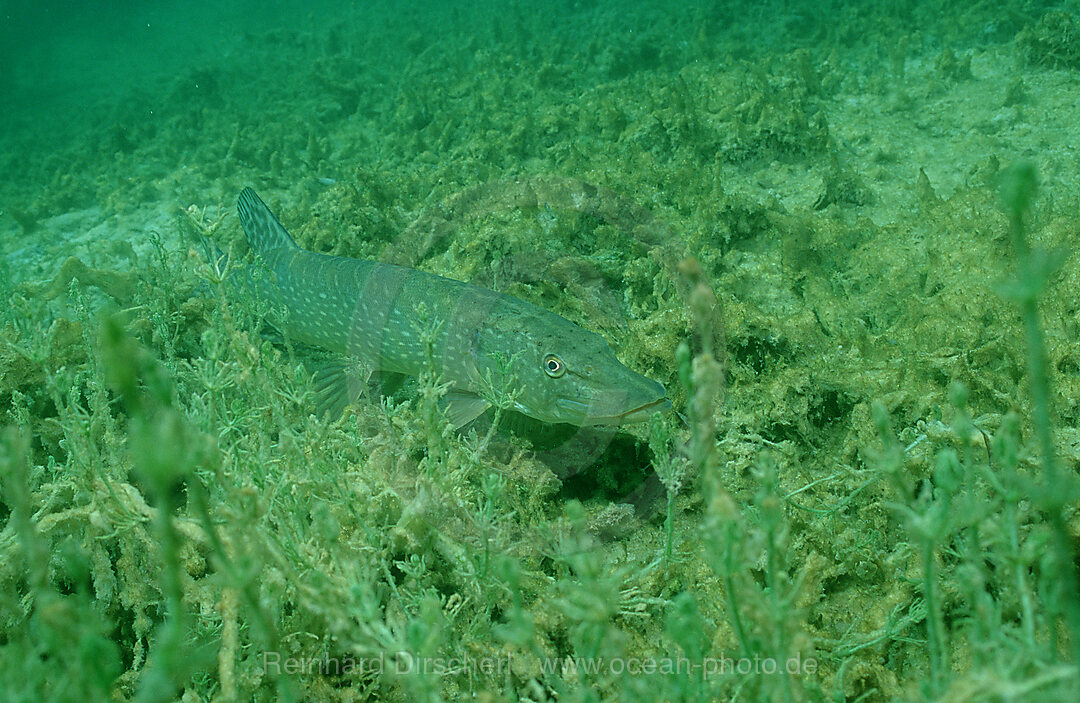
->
[{"left": 237, "top": 187, "right": 298, "bottom": 255}]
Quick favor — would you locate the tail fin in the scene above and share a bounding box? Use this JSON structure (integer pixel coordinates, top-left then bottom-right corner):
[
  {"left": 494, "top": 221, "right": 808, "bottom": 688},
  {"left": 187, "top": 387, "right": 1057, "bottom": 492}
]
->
[{"left": 237, "top": 187, "right": 298, "bottom": 255}]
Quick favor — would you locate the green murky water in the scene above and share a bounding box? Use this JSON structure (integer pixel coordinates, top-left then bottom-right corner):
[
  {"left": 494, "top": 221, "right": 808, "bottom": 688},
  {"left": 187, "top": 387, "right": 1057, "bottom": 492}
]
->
[{"left": 2, "top": 2, "right": 1080, "bottom": 700}]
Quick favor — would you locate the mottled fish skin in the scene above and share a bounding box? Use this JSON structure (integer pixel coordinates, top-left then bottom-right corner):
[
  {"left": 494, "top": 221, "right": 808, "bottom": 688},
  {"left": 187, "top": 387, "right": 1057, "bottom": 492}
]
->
[{"left": 235, "top": 187, "right": 671, "bottom": 427}]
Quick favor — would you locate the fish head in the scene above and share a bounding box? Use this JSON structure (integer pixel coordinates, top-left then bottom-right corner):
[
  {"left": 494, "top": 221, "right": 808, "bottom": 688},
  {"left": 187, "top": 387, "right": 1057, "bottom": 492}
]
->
[{"left": 470, "top": 306, "right": 671, "bottom": 426}]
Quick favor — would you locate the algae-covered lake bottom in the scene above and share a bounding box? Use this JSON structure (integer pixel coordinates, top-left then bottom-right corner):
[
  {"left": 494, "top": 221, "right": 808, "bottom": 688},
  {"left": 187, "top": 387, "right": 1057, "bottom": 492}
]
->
[{"left": 2, "top": 1, "right": 1080, "bottom": 701}]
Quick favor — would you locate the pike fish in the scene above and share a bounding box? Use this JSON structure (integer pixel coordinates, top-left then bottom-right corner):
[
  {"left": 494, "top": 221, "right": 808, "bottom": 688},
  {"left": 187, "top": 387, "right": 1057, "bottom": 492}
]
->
[{"left": 234, "top": 187, "right": 670, "bottom": 428}]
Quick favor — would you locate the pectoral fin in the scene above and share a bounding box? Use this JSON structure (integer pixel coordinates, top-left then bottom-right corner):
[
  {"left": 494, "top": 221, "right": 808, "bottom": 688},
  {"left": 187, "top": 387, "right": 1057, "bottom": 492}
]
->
[{"left": 439, "top": 390, "right": 491, "bottom": 429}]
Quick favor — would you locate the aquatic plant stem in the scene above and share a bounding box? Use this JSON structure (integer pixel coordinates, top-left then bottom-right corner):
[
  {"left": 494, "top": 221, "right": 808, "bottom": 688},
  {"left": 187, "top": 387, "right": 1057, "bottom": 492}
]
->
[
  {"left": 1001, "top": 162, "right": 1080, "bottom": 667},
  {"left": 922, "top": 534, "right": 943, "bottom": 694},
  {"left": 664, "top": 488, "right": 676, "bottom": 563}
]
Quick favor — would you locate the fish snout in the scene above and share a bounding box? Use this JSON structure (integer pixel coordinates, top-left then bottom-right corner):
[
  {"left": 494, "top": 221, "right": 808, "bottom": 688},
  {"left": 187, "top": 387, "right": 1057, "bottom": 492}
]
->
[{"left": 563, "top": 374, "right": 670, "bottom": 426}]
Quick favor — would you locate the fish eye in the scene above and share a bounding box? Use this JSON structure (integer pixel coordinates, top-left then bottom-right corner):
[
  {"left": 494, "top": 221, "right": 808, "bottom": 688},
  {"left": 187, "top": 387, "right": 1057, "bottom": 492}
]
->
[{"left": 543, "top": 354, "right": 565, "bottom": 378}]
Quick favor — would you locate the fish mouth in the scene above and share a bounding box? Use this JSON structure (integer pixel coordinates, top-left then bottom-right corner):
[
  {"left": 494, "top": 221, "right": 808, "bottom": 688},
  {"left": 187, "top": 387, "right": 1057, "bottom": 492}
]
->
[
  {"left": 613, "top": 396, "right": 673, "bottom": 424},
  {"left": 554, "top": 395, "right": 672, "bottom": 426}
]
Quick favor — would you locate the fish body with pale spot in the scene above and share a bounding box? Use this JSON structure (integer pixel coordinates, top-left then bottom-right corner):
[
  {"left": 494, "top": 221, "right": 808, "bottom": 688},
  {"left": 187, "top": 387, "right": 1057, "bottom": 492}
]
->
[{"left": 234, "top": 187, "right": 670, "bottom": 427}]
